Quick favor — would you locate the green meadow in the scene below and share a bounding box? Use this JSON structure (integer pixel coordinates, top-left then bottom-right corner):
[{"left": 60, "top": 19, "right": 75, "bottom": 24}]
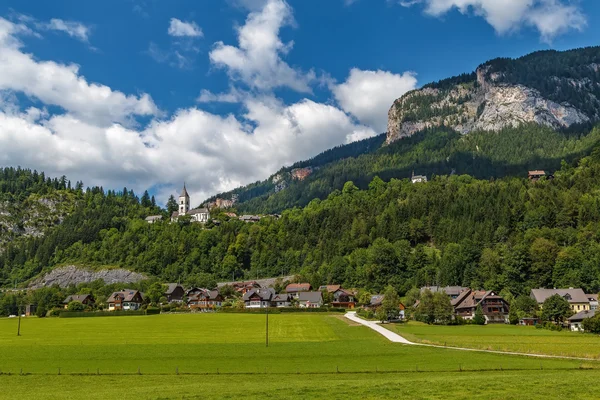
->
[
  {"left": 386, "top": 322, "right": 600, "bottom": 359},
  {"left": 1, "top": 313, "right": 600, "bottom": 399}
]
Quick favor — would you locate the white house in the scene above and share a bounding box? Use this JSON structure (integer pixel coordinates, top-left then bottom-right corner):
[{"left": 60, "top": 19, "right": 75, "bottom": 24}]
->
[{"left": 411, "top": 171, "right": 427, "bottom": 184}]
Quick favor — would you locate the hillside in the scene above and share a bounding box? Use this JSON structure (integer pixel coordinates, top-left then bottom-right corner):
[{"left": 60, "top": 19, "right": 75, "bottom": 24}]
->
[{"left": 209, "top": 46, "right": 600, "bottom": 214}]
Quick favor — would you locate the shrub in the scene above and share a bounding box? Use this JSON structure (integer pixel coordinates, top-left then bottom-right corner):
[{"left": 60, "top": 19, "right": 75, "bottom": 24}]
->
[
  {"left": 67, "top": 301, "right": 86, "bottom": 312},
  {"left": 582, "top": 316, "right": 600, "bottom": 333}
]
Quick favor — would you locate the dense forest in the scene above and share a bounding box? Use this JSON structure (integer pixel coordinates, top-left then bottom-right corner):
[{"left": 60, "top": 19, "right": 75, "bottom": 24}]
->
[{"left": 4, "top": 142, "right": 600, "bottom": 301}]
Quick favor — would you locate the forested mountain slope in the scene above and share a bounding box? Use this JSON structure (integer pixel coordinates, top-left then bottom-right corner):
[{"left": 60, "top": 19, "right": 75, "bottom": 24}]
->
[
  {"left": 5, "top": 148, "right": 600, "bottom": 298},
  {"left": 209, "top": 46, "right": 600, "bottom": 214}
]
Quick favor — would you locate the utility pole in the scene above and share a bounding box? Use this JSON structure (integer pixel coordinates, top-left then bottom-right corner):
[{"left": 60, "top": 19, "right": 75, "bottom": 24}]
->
[
  {"left": 17, "top": 298, "right": 22, "bottom": 337},
  {"left": 266, "top": 303, "right": 269, "bottom": 348}
]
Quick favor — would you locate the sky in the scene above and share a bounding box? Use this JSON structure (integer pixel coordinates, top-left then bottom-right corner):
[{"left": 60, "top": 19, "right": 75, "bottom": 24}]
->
[{"left": 0, "top": 0, "right": 598, "bottom": 206}]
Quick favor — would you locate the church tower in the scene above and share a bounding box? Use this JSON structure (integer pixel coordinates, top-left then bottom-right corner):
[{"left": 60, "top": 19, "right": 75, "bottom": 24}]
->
[{"left": 179, "top": 183, "right": 190, "bottom": 215}]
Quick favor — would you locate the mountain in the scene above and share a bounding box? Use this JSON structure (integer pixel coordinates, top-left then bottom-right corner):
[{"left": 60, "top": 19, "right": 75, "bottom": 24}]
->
[
  {"left": 209, "top": 47, "right": 600, "bottom": 214},
  {"left": 387, "top": 47, "right": 600, "bottom": 143}
]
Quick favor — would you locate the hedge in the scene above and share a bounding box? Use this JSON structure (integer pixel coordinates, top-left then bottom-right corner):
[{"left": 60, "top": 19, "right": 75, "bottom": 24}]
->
[
  {"left": 59, "top": 310, "right": 148, "bottom": 318},
  {"left": 217, "top": 307, "right": 347, "bottom": 314}
]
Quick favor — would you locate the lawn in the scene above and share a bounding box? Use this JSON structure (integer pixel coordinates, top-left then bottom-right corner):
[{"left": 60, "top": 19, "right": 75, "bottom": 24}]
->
[
  {"left": 1, "top": 313, "right": 600, "bottom": 399},
  {"left": 386, "top": 321, "right": 600, "bottom": 359}
]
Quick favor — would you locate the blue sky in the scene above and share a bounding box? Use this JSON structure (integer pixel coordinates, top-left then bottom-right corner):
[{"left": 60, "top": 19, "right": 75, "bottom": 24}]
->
[{"left": 0, "top": 0, "right": 597, "bottom": 205}]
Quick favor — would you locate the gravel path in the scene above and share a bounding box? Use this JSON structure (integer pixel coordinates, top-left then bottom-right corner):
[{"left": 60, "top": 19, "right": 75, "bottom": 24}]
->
[{"left": 345, "top": 311, "right": 599, "bottom": 361}]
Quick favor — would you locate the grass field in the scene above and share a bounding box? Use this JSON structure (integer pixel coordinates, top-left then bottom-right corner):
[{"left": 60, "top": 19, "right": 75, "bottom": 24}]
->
[
  {"left": 386, "top": 322, "right": 600, "bottom": 359},
  {"left": 2, "top": 313, "right": 600, "bottom": 399}
]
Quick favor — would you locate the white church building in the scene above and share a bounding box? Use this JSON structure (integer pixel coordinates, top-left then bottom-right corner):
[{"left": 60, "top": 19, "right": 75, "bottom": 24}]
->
[{"left": 171, "top": 184, "right": 210, "bottom": 223}]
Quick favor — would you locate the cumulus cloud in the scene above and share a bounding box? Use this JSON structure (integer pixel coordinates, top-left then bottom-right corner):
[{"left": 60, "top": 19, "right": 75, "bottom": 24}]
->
[
  {"left": 332, "top": 68, "right": 417, "bottom": 132},
  {"left": 167, "top": 18, "right": 203, "bottom": 37},
  {"left": 209, "top": 0, "right": 315, "bottom": 93},
  {"left": 401, "top": 0, "right": 586, "bottom": 41}
]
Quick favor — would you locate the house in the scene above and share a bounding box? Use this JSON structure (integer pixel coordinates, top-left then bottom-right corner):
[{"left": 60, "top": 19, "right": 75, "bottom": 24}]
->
[
  {"left": 164, "top": 283, "right": 185, "bottom": 303},
  {"left": 365, "top": 294, "right": 405, "bottom": 319},
  {"left": 170, "top": 184, "right": 210, "bottom": 223},
  {"left": 298, "top": 291, "right": 323, "bottom": 308},
  {"left": 411, "top": 171, "right": 427, "bottom": 184},
  {"left": 186, "top": 287, "right": 205, "bottom": 297},
  {"left": 145, "top": 215, "right": 162, "bottom": 223},
  {"left": 286, "top": 283, "right": 312, "bottom": 298},
  {"left": 107, "top": 289, "right": 144, "bottom": 311},
  {"left": 519, "top": 317, "right": 541, "bottom": 326},
  {"left": 586, "top": 294, "right": 598, "bottom": 311},
  {"left": 530, "top": 288, "right": 590, "bottom": 312},
  {"left": 568, "top": 310, "right": 597, "bottom": 332},
  {"left": 319, "top": 285, "right": 357, "bottom": 308},
  {"left": 528, "top": 170, "right": 548, "bottom": 182},
  {"left": 63, "top": 294, "right": 95, "bottom": 309},
  {"left": 452, "top": 289, "right": 510, "bottom": 324},
  {"left": 272, "top": 293, "right": 291, "bottom": 307},
  {"left": 420, "top": 286, "right": 468, "bottom": 300},
  {"left": 239, "top": 215, "right": 261, "bottom": 223},
  {"left": 219, "top": 280, "right": 261, "bottom": 295},
  {"left": 243, "top": 288, "right": 275, "bottom": 308},
  {"left": 187, "top": 289, "right": 223, "bottom": 310}
]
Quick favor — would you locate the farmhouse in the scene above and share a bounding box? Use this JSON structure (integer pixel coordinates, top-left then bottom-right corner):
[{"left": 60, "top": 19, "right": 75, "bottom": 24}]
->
[
  {"left": 107, "top": 289, "right": 144, "bottom": 311},
  {"left": 452, "top": 289, "right": 510, "bottom": 323},
  {"left": 286, "top": 283, "right": 312, "bottom": 298},
  {"left": 170, "top": 184, "right": 210, "bottom": 223},
  {"left": 568, "top": 310, "right": 597, "bottom": 332},
  {"left": 63, "top": 294, "right": 95, "bottom": 309},
  {"left": 187, "top": 289, "right": 223, "bottom": 310},
  {"left": 319, "top": 285, "right": 356, "bottom": 308},
  {"left": 243, "top": 288, "right": 276, "bottom": 308},
  {"left": 298, "top": 291, "right": 323, "bottom": 308},
  {"left": 530, "top": 288, "right": 590, "bottom": 312},
  {"left": 164, "top": 283, "right": 185, "bottom": 303}
]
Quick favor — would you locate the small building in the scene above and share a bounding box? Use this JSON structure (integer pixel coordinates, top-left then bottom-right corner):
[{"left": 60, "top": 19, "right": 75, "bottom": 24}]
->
[
  {"left": 145, "top": 215, "right": 163, "bottom": 224},
  {"left": 107, "top": 289, "right": 144, "bottom": 311},
  {"left": 170, "top": 184, "right": 210, "bottom": 223},
  {"left": 528, "top": 170, "right": 550, "bottom": 182},
  {"left": 164, "top": 283, "right": 185, "bottom": 303},
  {"left": 239, "top": 215, "right": 261, "bottom": 223},
  {"left": 411, "top": 171, "right": 427, "bottom": 184},
  {"left": 319, "top": 285, "right": 356, "bottom": 308},
  {"left": 298, "top": 291, "right": 323, "bottom": 308},
  {"left": 586, "top": 294, "right": 598, "bottom": 311},
  {"left": 452, "top": 289, "right": 510, "bottom": 324},
  {"left": 187, "top": 289, "right": 223, "bottom": 310},
  {"left": 272, "top": 293, "right": 291, "bottom": 308},
  {"left": 63, "top": 294, "right": 95, "bottom": 309},
  {"left": 568, "top": 310, "right": 597, "bottom": 332},
  {"left": 243, "top": 288, "right": 275, "bottom": 308},
  {"left": 530, "top": 288, "right": 590, "bottom": 312},
  {"left": 519, "top": 317, "right": 541, "bottom": 326},
  {"left": 286, "top": 283, "right": 312, "bottom": 298},
  {"left": 420, "top": 286, "right": 468, "bottom": 300}
]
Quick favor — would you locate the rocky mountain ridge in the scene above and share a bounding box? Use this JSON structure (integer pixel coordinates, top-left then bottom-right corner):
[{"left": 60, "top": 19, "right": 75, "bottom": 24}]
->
[
  {"left": 387, "top": 48, "right": 600, "bottom": 143},
  {"left": 28, "top": 265, "right": 147, "bottom": 289}
]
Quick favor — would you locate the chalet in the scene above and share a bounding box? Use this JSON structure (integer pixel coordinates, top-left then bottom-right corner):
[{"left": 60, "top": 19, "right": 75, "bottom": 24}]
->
[
  {"left": 272, "top": 293, "right": 291, "bottom": 307},
  {"left": 164, "top": 283, "right": 185, "bottom": 303},
  {"left": 587, "top": 294, "right": 598, "bottom": 311},
  {"left": 243, "top": 288, "right": 275, "bottom": 308},
  {"left": 319, "top": 285, "right": 357, "bottom": 308},
  {"left": 530, "top": 288, "right": 590, "bottom": 312},
  {"left": 187, "top": 289, "right": 223, "bottom": 310},
  {"left": 186, "top": 287, "right": 204, "bottom": 297},
  {"left": 286, "top": 283, "right": 312, "bottom": 298},
  {"left": 568, "top": 310, "right": 597, "bottom": 331},
  {"left": 145, "top": 215, "right": 162, "bottom": 223},
  {"left": 420, "top": 286, "right": 468, "bottom": 300},
  {"left": 452, "top": 289, "right": 510, "bottom": 324},
  {"left": 107, "top": 289, "right": 144, "bottom": 311},
  {"left": 298, "top": 291, "right": 323, "bottom": 308},
  {"left": 63, "top": 294, "right": 95, "bottom": 309}
]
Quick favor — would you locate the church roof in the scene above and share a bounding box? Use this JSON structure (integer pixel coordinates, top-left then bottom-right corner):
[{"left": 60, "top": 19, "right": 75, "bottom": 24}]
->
[
  {"left": 188, "top": 208, "right": 209, "bottom": 215},
  {"left": 180, "top": 184, "right": 189, "bottom": 198}
]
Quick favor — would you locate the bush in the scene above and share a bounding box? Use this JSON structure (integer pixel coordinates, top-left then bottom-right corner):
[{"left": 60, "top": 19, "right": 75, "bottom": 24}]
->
[
  {"left": 67, "top": 301, "right": 86, "bottom": 312},
  {"left": 146, "top": 307, "right": 161, "bottom": 315},
  {"left": 49, "top": 308, "right": 62, "bottom": 317},
  {"left": 35, "top": 305, "right": 48, "bottom": 318},
  {"left": 59, "top": 310, "right": 147, "bottom": 318},
  {"left": 582, "top": 316, "right": 600, "bottom": 333}
]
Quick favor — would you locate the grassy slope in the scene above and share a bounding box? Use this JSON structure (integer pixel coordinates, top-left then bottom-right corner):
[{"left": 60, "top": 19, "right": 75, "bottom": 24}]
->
[
  {"left": 1, "top": 314, "right": 599, "bottom": 399},
  {"left": 387, "top": 322, "right": 600, "bottom": 359}
]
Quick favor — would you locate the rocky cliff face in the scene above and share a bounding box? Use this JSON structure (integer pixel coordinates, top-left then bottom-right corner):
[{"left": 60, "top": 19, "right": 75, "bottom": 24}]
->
[
  {"left": 28, "top": 265, "right": 147, "bottom": 289},
  {"left": 386, "top": 64, "right": 596, "bottom": 144}
]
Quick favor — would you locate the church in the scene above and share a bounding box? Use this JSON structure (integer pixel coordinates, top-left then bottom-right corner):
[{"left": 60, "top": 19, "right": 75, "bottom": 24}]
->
[{"left": 171, "top": 184, "right": 210, "bottom": 223}]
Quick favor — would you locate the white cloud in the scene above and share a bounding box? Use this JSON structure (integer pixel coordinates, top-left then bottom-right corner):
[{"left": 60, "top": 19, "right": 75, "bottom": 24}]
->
[
  {"left": 0, "top": 18, "right": 158, "bottom": 126},
  {"left": 209, "top": 0, "right": 315, "bottom": 93},
  {"left": 168, "top": 18, "right": 203, "bottom": 38},
  {"left": 332, "top": 68, "right": 417, "bottom": 132},
  {"left": 402, "top": 0, "right": 586, "bottom": 41},
  {"left": 44, "top": 18, "right": 91, "bottom": 43}
]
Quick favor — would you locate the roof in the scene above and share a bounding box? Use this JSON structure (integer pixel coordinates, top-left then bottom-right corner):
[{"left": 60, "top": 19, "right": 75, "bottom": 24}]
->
[
  {"left": 107, "top": 289, "right": 142, "bottom": 303},
  {"left": 568, "top": 309, "right": 597, "bottom": 321},
  {"left": 145, "top": 215, "right": 162, "bottom": 221},
  {"left": 298, "top": 291, "right": 323, "bottom": 303},
  {"left": 180, "top": 184, "right": 189, "bottom": 198},
  {"left": 586, "top": 294, "right": 598, "bottom": 302},
  {"left": 63, "top": 294, "right": 93, "bottom": 304},
  {"left": 171, "top": 211, "right": 179, "bottom": 218},
  {"left": 370, "top": 295, "right": 384, "bottom": 307},
  {"left": 272, "top": 294, "right": 290, "bottom": 302},
  {"left": 528, "top": 170, "right": 546, "bottom": 175},
  {"left": 165, "top": 283, "right": 183, "bottom": 295},
  {"left": 286, "top": 283, "right": 312, "bottom": 293},
  {"left": 531, "top": 288, "right": 589, "bottom": 304},
  {"left": 188, "top": 208, "right": 209, "bottom": 215},
  {"left": 318, "top": 285, "right": 341, "bottom": 293},
  {"left": 240, "top": 215, "right": 261, "bottom": 221},
  {"left": 421, "top": 286, "right": 468, "bottom": 296},
  {"left": 243, "top": 288, "right": 275, "bottom": 301}
]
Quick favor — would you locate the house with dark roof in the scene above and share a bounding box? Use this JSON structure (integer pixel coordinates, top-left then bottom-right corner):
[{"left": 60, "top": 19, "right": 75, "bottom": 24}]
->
[
  {"left": 165, "top": 283, "right": 185, "bottom": 303},
  {"left": 298, "top": 291, "right": 323, "bottom": 308},
  {"left": 272, "top": 293, "right": 291, "bottom": 307},
  {"left": 451, "top": 289, "right": 509, "bottom": 323},
  {"left": 319, "top": 285, "right": 357, "bottom": 308},
  {"left": 530, "top": 288, "right": 590, "bottom": 313},
  {"left": 568, "top": 309, "right": 597, "bottom": 331},
  {"left": 187, "top": 289, "right": 223, "bottom": 310},
  {"left": 107, "top": 289, "right": 144, "bottom": 311},
  {"left": 243, "top": 288, "right": 276, "bottom": 308},
  {"left": 63, "top": 294, "right": 95, "bottom": 309},
  {"left": 420, "top": 286, "right": 468, "bottom": 299}
]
